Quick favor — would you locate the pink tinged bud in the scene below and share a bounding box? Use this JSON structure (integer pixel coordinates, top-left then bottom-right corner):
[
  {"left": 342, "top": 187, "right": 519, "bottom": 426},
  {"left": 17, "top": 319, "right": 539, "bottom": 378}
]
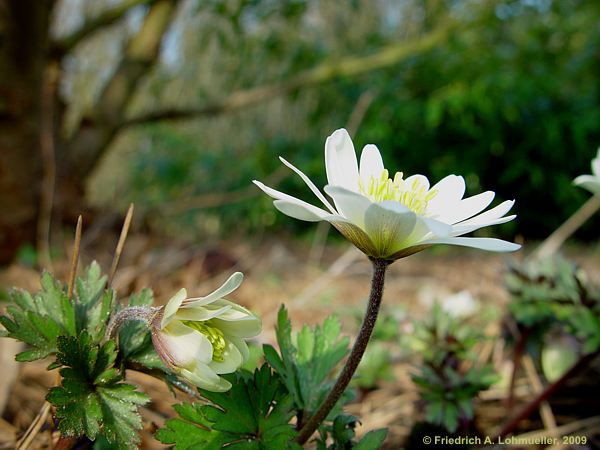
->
[{"left": 150, "top": 272, "right": 261, "bottom": 392}]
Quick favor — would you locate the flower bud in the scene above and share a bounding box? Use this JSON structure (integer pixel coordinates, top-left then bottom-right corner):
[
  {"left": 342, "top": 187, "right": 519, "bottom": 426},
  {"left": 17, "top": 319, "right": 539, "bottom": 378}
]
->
[{"left": 151, "top": 272, "right": 260, "bottom": 392}]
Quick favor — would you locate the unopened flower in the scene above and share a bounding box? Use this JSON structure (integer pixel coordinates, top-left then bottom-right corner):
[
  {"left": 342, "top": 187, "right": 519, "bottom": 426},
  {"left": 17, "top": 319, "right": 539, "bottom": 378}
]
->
[
  {"left": 573, "top": 148, "right": 600, "bottom": 194},
  {"left": 254, "top": 128, "right": 519, "bottom": 260},
  {"left": 151, "top": 272, "right": 260, "bottom": 392}
]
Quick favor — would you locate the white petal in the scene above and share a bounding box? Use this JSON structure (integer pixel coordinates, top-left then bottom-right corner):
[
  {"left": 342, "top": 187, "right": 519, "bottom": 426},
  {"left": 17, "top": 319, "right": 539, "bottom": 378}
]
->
[
  {"left": 573, "top": 175, "right": 600, "bottom": 194},
  {"left": 180, "top": 366, "right": 231, "bottom": 392},
  {"left": 210, "top": 313, "right": 261, "bottom": 338},
  {"left": 441, "top": 191, "right": 496, "bottom": 224},
  {"left": 325, "top": 129, "right": 359, "bottom": 191},
  {"left": 273, "top": 200, "right": 327, "bottom": 221},
  {"left": 253, "top": 180, "right": 331, "bottom": 221},
  {"left": 573, "top": 174, "right": 597, "bottom": 186},
  {"left": 184, "top": 272, "right": 244, "bottom": 308},
  {"left": 404, "top": 217, "right": 434, "bottom": 243},
  {"left": 364, "top": 202, "right": 418, "bottom": 257},
  {"left": 156, "top": 322, "right": 213, "bottom": 367},
  {"left": 359, "top": 144, "right": 384, "bottom": 187},
  {"left": 421, "top": 217, "right": 452, "bottom": 237},
  {"left": 404, "top": 174, "right": 431, "bottom": 192},
  {"left": 423, "top": 237, "right": 521, "bottom": 252},
  {"left": 176, "top": 304, "right": 232, "bottom": 321},
  {"left": 279, "top": 156, "right": 337, "bottom": 214},
  {"left": 208, "top": 340, "right": 243, "bottom": 374},
  {"left": 230, "top": 337, "right": 250, "bottom": 362},
  {"left": 427, "top": 175, "right": 466, "bottom": 212},
  {"left": 376, "top": 200, "right": 411, "bottom": 214},
  {"left": 451, "top": 215, "right": 516, "bottom": 235},
  {"left": 210, "top": 299, "right": 260, "bottom": 323},
  {"left": 324, "top": 185, "right": 372, "bottom": 228},
  {"left": 160, "top": 288, "right": 187, "bottom": 329},
  {"left": 592, "top": 152, "right": 600, "bottom": 177},
  {"left": 456, "top": 200, "right": 515, "bottom": 227}
]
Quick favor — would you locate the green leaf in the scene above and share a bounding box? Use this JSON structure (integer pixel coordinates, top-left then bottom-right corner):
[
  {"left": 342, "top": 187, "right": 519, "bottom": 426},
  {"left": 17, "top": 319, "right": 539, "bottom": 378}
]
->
[
  {"left": 1, "top": 277, "right": 76, "bottom": 361},
  {"left": 264, "top": 305, "right": 350, "bottom": 414},
  {"left": 0, "top": 263, "right": 119, "bottom": 361},
  {"left": 354, "top": 429, "right": 388, "bottom": 450},
  {"left": 442, "top": 403, "right": 459, "bottom": 433},
  {"left": 74, "top": 262, "right": 114, "bottom": 343},
  {"left": 47, "top": 332, "right": 149, "bottom": 448},
  {"left": 156, "top": 365, "right": 297, "bottom": 449}
]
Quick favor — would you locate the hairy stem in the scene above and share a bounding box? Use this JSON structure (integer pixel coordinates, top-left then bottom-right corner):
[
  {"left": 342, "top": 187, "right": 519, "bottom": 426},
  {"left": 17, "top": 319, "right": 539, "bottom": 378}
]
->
[
  {"left": 104, "top": 306, "right": 159, "bottom": 341},
  {"left": 296, "top": 258, "right": 390, "bottom": 445}
]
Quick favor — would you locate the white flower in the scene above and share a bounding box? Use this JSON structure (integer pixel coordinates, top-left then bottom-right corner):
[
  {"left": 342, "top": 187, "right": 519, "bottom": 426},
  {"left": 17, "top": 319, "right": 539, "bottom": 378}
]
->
[
  {"left": 151, "top": 272, "right": 261, "bottom": 392},
  {"left": 573, "top": 148, "right": 600, "bottom": 195},
  {"left": 254, "top": 128, "right": 519, "bottom": 260}
]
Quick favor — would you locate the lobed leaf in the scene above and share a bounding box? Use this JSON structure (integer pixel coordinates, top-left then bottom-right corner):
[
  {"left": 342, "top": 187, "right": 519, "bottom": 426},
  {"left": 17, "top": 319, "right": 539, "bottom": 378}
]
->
[
  {"left": 47, "top": 332, "right": 149, "bottom": 449},
  {"left": 264, "top": 305, "right": 349, "bottom": 415},
  {"left": 156, "top": 365, "right": 297, "bottom": 450}
]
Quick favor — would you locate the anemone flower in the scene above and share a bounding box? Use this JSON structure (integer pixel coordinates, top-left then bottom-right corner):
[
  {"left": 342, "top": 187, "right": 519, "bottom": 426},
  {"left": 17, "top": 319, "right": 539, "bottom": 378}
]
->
[
  {"left": 574, "top": 148, "right": 600, "bottom": 194},
  {"left": 151, "top": 272, "right": 261, "bottom": 392},
  {"left": 254, "top": 128, "right": 519, "bottom": 260}
]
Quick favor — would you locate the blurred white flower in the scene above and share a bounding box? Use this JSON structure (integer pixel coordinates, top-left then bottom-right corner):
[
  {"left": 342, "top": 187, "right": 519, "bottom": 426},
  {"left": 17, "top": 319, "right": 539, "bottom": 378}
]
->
[
  {"left": 419, "top": 287, "right": 479, "bottom": 318},
  {"left": 151, "top": 272, "right": 261, "bottom": 392},
  {"left": 573, "top": 148, "right": 600, "bottom": 194},
  {"left": 254, "top": 128, "right": 519, "bottom": 260}
]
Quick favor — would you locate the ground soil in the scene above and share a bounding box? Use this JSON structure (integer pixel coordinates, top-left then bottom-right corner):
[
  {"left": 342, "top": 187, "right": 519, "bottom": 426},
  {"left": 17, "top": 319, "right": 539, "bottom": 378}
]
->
[{"left": 1, "top": 233, "right": 599, "bottom": 449}]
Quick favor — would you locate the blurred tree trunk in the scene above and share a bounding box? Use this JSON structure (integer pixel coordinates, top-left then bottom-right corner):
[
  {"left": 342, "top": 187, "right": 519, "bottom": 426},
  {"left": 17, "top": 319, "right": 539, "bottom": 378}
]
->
[
  {"left": 0, "top": 0, "right": 54, "bottom": 263},
  {"left": 0, "top": 0, "right": 177, "bottom": 265}
]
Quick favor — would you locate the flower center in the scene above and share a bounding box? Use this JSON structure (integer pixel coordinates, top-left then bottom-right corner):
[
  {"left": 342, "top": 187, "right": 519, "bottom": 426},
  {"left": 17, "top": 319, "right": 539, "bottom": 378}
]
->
[
  {"left": 182, "top": 320, "right": 227, "bottom": 362},
  {"left": 358, "top": 169, "right": 437, "bottom": 214}
]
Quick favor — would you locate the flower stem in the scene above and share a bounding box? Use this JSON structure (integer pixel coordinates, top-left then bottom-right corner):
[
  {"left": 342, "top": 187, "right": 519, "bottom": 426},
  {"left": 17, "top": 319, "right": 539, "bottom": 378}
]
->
[
  {"left": 296, "top": 258, "right": 390, "bottom": 445},
  {"left": 104, "top": 306, "right": 159, "bottom": 341}
]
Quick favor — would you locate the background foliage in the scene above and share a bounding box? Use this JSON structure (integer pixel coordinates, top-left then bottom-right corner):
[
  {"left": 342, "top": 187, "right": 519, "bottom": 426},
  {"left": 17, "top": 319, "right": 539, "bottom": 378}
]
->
[{"left": 83, "top": 0, "right": 600, "bottom": 242}]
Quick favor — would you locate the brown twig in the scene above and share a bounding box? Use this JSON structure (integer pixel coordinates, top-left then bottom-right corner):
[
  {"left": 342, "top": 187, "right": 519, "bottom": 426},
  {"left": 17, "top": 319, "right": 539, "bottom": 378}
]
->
[
  {"left": 67, "top": 216, "right": 83, "bottom": 299},
  {"left": 108, "top": 203, "right": 134, "bottom": 287},
  {"left": 37, "top": 62, "right": 59, "bottom": 271},
  {"left": 522, "top": 354, "right": 562, "bottom": 448},
  {"left": 496, "top": 348, "right": 600, "bottom": 438},
  {"left": 15, "top": 402, "right": 51, "bottom": 450},
  {"left": 533, "top": 194, "right": 600, "bottom": 260},
  {"left": 507, "top": 326, "right": 529, "bottom": 410}
]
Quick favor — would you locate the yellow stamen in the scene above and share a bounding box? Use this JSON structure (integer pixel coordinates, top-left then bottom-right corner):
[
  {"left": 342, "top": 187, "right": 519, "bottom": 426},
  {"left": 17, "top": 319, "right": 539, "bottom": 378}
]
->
[
  {"left": 358, "top": 169, "right": 437, "bottom": 214},
  {"left": 182, "top": 320, "right": 227, "bottom": 362}
]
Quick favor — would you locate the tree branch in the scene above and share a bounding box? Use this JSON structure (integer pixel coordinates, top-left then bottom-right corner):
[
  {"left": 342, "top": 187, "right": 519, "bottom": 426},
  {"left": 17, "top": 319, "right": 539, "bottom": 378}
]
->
[
  {"left": 121, "top": 24, "right": 452, "bottom": 127},
  {"left": 51, "top": 0, "right": 160, "bottom": 56},
  {"left": 62, "top": 0, "right": 180, "bottom": 179}
]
